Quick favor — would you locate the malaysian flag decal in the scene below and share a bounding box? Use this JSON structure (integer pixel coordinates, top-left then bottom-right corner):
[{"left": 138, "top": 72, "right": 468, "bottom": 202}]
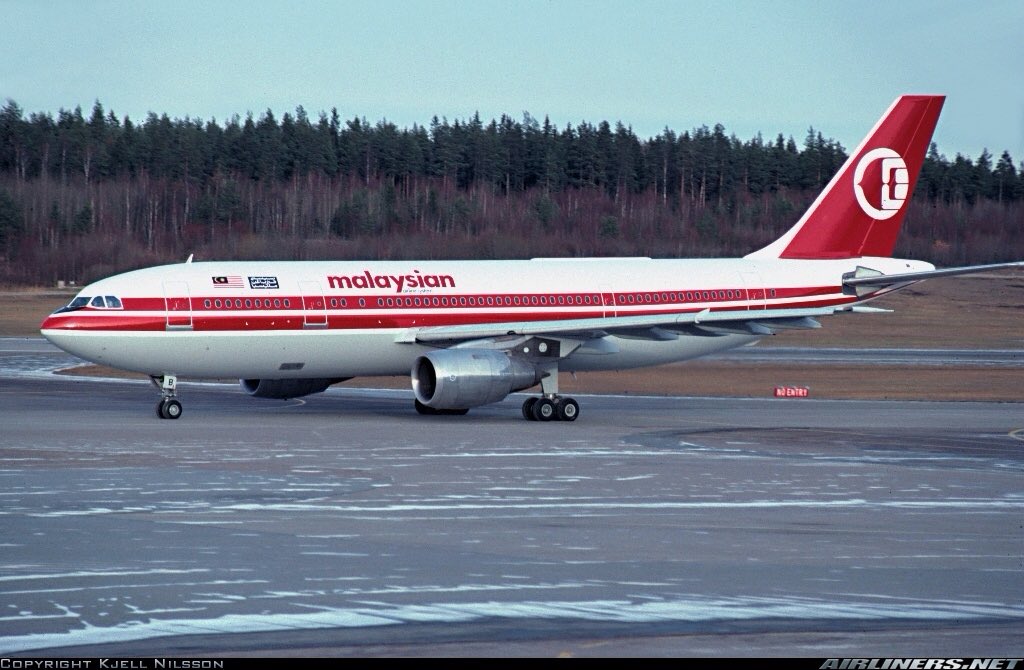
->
[{"left": 212, "top": 275, "right": 244, "bottom": 288}]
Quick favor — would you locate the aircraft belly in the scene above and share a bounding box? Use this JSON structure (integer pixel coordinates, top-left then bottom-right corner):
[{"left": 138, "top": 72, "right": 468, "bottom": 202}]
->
[
  {"left": 43, "top": 330, "right": 425, "bottom": 378},
  {"left": 45, "top": 327, "right": 761, "bottom": 379}
]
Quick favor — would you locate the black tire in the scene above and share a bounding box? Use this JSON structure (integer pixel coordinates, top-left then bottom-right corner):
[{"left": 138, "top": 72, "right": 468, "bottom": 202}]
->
[
  {"left": 557, "top": 397, "right": 579, "bottom": 422},
  {"left": 522, "top": 397, "right": 538, "bottom": 421},
  {"left": 156, "top": 399, "right": 166, "bottom": 418},
  {"left": 160, "top": 398, "right": 183, "bottom": 420},
  {"left": 532, "top": 398, "right": 556, "bottom": 422}
]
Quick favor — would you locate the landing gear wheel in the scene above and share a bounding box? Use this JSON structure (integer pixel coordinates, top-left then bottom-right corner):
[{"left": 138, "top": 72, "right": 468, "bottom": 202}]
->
[
  {"left": 522, "top": 397, "right": 539, "bottom": 421},
  {"left": 158, "top": 397, "right": 183, "bottom": 420},
  {"left": 151, "top": 374, "right": 181, "bottom": 420},
  {"left": 532, "top": 398, "right": 556, "bottom": 422},
  {"left": 557, "top": 397, "right": 579, "bottom": 422}
]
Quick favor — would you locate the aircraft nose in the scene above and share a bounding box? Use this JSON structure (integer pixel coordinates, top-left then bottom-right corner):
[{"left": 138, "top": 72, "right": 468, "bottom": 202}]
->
[{"left": 40, "top": 313, "right": 72, "bottom": 333}]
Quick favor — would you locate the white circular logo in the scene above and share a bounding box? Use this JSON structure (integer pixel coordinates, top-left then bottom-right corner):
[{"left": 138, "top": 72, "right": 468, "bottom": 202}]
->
[{"left": 854, "top": 147, "right": 908, "bottom": 220}]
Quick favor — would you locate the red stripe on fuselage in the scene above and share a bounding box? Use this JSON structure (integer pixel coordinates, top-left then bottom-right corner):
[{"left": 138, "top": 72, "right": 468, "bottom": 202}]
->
[{"left": 41, "top": 285, "right": 856, "bottom": 332}]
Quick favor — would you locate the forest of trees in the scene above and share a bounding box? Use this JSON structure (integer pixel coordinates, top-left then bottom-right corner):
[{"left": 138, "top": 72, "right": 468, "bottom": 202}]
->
[{"left": 0, "top": 99, "right": 1021, "bottom": 285}]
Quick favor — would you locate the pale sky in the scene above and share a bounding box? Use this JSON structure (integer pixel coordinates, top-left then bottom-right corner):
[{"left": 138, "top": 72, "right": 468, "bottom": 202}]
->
[{"left": 3, "top": 0, "right": 1022, "bottom": 162}]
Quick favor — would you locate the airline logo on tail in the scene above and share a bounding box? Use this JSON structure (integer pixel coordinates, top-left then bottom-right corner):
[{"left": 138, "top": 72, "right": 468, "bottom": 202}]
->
[
  {"left": 854, "top": 147, "right": 909, "bottom": 220},
  {"left": 747, "top": 95, "right": 944, "bottom": 260}
]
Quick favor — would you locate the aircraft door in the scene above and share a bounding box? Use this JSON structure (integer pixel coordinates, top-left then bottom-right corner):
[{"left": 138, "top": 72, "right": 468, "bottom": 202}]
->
[
  {"left": 299, "top": 280, "right": 328, "bottom": 328},
  {"left": 600, "top": 284, "right": 615, "bottom": 317},
  {"left": 740, "top": 271, "right": 766, "bottom": 311},
  {"left": 163, "top": 281, "right": 193, "bottom": 330}
]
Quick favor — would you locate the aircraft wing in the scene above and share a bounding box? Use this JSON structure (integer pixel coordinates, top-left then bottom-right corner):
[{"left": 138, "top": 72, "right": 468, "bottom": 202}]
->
[{"left": 398, "top": 305, "right": 847, "bottom": 347}]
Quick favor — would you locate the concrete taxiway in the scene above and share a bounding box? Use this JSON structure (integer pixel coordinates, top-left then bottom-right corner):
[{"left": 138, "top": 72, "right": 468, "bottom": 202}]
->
[{"left": 0, "top": 340, "right": 1022, "bottom": 656}]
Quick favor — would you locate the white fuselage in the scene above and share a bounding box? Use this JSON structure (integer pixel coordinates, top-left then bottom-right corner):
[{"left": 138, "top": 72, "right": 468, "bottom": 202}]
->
[{"left": 41, "top": 256, "right": 931, "bottom": 379}]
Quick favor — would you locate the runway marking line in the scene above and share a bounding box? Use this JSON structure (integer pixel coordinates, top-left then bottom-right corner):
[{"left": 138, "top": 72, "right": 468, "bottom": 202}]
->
[{"left": 1010, "top": 428, "right": 1024, "bottom": 442}]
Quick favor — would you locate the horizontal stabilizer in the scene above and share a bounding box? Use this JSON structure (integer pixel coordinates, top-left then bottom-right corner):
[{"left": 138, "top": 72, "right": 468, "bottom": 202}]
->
[{"left": 843, "top": 261, "right": 1024, "bottom": 288}]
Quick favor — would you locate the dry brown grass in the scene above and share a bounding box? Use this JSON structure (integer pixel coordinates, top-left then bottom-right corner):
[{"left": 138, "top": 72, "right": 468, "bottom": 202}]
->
[
  {"left": 0, "top": 289, "right": 77, "bottom": 337},
  {"left": 9, "top": 271, "right": 1024, "bottom": 402}
]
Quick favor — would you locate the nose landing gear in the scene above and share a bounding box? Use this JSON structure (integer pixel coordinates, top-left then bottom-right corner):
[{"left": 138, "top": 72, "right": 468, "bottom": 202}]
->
[{"left": 151, "top": 374, "right": 183, "bottom": 420}]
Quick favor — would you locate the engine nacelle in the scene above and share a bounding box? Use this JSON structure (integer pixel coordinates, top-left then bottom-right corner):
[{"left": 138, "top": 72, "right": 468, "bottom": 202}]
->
[
  {"left": 240, "top": 378, "right": 348, "bottom": 400},
  {"left": 412, "top": 349, "right": 539, "bottom": 410}
]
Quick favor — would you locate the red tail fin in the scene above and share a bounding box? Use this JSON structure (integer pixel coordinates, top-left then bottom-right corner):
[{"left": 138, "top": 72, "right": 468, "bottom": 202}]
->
[{"left": 747, "top": 95, "right": 945, "bottom": 260}]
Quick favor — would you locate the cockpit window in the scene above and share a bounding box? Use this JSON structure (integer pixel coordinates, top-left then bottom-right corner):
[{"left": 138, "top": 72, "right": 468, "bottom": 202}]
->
[
  {"left": 51, "top": 296, "right": 91, "bottom": 314},
  {"left": 53, "top": 295, "right": 124, "bottom": 313},
  {"left": 84, "top": 295, "right": 125, "bottom": 309}
]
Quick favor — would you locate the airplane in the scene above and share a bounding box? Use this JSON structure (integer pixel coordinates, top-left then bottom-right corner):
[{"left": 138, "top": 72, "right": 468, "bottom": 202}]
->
[{"left": 40, "top": 95, "right": 1024, "bottom": 421}]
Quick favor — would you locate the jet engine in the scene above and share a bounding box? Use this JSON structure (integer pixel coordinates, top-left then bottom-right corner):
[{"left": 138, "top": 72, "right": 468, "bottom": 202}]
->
[
  {"left": 240, "top": 378, "right": 349, "bottom": 399},
  {"left": 412, "top": 349, "right": 539, "bottom": 410}
]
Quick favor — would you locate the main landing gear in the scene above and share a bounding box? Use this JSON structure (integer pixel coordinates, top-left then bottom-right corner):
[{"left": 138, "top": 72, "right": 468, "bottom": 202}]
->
[
  {"left": 521, "top": 395, "right": 579, "bottom": 422},
  {"left": 151, "top": 374, "right": 182, "bottom": 420},
  {"left": 521, "top": 363, "right": 579, "bottom": 422}
]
